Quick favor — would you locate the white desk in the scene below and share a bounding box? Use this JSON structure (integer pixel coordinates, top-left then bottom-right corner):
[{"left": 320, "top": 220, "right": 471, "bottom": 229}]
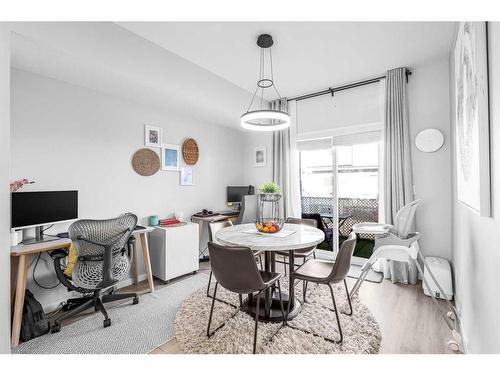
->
[{"left": 10, "top": 226, "right": 155, "bottom": 349}]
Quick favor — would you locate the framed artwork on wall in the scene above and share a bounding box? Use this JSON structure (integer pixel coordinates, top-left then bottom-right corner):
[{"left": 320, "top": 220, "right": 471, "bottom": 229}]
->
[
  {"left": 180, "top": 167, "right": 194, "bottom": 186},
  {"left": 145, "top": 125, "right": 162, "bottom": 148},
  {"left": 161, "top": 144, "right": 180, "bottom": 171},
  {"left": 254, "top": 146, "right": 267, "bottom": 167},
  {"left": 453, "top": 21, "right": 491, "bottom": 216}
]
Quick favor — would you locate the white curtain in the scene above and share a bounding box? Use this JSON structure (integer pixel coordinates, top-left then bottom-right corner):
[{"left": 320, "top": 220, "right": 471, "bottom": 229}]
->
[
  {"left": 272, "top": 99, "right": 301, "bottom": 219},
  {"left": 380, "top": 67, "right": 417, "bottom": 284}
]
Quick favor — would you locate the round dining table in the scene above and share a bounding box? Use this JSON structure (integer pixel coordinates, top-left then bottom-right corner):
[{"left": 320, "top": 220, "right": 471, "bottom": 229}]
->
[{"left": 215, "top": 223, "right": 325, "bottom": 322}]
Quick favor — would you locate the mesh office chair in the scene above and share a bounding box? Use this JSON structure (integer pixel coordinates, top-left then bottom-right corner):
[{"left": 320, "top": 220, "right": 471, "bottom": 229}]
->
[{"left": 51, "top": 213, "right": 139, "bottom": 333}]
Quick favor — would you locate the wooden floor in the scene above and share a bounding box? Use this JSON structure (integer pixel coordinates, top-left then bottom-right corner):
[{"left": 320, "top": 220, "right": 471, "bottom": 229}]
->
[{"left": 147, "top": 260, "right": 455, "bottom": 354}]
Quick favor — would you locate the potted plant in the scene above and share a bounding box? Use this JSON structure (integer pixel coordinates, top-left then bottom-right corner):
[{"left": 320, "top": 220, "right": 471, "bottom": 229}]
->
[
  {"left": 255, "top": 182, "right": 283, "bottom": 233},
  {"left": 258, "top": 181, "right": 282, "bottom": 202}
]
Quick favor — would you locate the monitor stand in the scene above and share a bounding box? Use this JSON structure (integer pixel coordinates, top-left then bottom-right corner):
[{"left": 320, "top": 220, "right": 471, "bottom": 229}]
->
[{"left": 22, "top": 226, "right": 58, "bottom": 245}]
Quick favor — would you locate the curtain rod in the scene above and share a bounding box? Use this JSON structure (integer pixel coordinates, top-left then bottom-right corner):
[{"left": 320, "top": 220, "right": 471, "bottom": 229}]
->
[{"left": 287, "top": 69, "right": 412, "bottom": 102}]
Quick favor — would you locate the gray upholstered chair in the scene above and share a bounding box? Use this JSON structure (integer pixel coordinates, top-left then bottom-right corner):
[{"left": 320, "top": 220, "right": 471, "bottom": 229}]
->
[
  {"left": 207, "top": 241, "right": 285, "bottom": 354},
  {"left": 235, "top": 195, "right": 258, "bottom": 224},
  {"left": 275, "top": 217, "right": 317, "bottom": 275},
  {"left": 51, "top": 213, "right": 139, "bottom": 332},
  {"left": 206, "top": 220, "right": 263, "bottom": 298},
  {"left": 286, "top": 232, "right": 357, "bottom": 344}
]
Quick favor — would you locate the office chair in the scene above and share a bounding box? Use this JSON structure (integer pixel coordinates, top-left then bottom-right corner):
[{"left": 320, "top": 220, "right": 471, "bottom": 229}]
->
[
  {"left": 51, "top": 213, "right": 139, "bottom": 332},
  {"left": 235, "top": 195, "right": 258, "bottom": 224}
]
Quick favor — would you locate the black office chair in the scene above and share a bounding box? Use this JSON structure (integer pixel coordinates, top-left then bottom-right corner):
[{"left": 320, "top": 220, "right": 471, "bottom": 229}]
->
[{"left": 51, "top": 213, "right": 139, "bottom": 332}]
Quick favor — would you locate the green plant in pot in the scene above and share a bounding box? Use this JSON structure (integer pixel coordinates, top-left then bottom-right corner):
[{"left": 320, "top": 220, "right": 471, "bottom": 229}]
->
[{"left": 256, "top": 182, "right": 283, "bottom": 233}]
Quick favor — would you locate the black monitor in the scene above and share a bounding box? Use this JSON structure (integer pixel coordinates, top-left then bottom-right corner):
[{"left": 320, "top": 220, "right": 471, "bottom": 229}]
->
[
  {"left": 11, "top": 191, "right": 78, "bottom": 243},
  {"left": 227, "top": 185, "right": 254, "bottom": 206}
]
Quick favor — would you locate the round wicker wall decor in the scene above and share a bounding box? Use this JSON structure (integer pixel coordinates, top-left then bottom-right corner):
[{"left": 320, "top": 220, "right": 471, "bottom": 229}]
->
[
  {"left": 132, "top": 148, "right": 160, "bottom": 176},
  {"left": 182, "top": 138, "right": 199, "bottom": 165}
]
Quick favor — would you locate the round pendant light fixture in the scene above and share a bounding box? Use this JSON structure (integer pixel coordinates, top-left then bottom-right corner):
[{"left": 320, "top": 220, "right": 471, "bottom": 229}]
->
[{"left": 241, "top": 34, "right": 290, "bottom": 131}]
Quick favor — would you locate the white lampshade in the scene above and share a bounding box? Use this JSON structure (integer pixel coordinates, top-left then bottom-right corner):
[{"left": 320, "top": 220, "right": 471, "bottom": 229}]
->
[{"left": 240, "top": 110, "right": 291, "bottom": 132}]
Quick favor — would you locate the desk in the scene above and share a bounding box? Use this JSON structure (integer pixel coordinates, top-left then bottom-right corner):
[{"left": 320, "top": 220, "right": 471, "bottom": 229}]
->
[
  {"left": 10, "top": 226, "right": 154, "bottom": 349},
  {"left": 191, "top": 212, "right": 239, "bottom": 259}
]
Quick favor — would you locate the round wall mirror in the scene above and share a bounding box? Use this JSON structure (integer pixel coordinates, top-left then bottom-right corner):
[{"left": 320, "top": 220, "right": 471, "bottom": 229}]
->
[{"left": 415, "top": 128, "right": 445, "bottom": 153}]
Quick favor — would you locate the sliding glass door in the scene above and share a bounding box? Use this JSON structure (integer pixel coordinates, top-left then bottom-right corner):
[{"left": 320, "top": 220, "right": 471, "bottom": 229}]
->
[{"left": 299, "top": 132, "right": 382, "bottom": 259}]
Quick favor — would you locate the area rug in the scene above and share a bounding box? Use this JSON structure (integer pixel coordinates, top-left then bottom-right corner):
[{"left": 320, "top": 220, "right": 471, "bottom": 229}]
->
[
  {"left": 175, "top": 279, "right": 381, "bottom": 354},
  {"left": 14, "top": 273, "right": 208, "bottom": 354}
]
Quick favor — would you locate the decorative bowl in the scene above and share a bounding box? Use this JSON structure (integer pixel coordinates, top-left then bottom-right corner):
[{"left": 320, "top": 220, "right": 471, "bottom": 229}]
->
[{"left": 255, "top": 219, "right": 284, "bottom": 234}]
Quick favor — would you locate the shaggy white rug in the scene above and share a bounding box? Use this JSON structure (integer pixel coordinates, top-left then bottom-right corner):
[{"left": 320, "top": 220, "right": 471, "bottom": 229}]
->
[{"left": 175, "top": 280, "right": 381, "bottom": 354}]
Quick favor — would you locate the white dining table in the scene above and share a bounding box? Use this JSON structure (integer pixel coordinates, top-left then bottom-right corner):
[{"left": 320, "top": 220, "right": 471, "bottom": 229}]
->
[{"left": 216, "top": 223, "right": 325, "bottom": 322}]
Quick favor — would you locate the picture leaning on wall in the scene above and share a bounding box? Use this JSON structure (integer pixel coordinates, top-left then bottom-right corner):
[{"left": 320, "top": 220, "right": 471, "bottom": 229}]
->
[{"left": 453, "top": 21, "right": 491, "bottom": 216}]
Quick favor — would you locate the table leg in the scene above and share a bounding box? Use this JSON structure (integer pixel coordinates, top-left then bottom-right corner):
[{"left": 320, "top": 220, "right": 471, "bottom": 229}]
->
[
  {"left": 10, "top": 256, "right": 19, "bottom": 308},
  {"left": 130, "top": 239, "right": 139, "bottom": 285},
  {"left": 264, "top": 251, "right": 272, "bottom": 317},
  {"left": 11, "top": 254, "right": 29, "bottom": 348},
  {"left": 139, "top": 233, "right": 155, "bottom": 293}
]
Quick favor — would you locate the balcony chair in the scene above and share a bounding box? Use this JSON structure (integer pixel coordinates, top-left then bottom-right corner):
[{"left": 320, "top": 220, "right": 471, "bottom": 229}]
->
[
  {"left": 286, "top": 232, "right": 357, "bottom": 344},
  {"left": 302, "top": 213, "right": 334, "bottom": 250},
  {"left": 207, "top": 241, "right": 285, "bottom": 354},
  {"left": 50, "top": 213, "right": 139, "bottom": 333}
]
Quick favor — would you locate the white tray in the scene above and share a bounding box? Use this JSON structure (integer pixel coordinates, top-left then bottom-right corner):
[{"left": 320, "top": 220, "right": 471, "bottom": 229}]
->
[{"left": 352, "top": 222, "right": 393, "bottom": 235}]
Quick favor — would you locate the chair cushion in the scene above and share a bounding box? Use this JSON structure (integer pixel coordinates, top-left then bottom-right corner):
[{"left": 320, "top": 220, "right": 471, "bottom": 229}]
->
[
  {"left": 259, "top": 270, "right": 283, "bottom": 287},
  {"left": 293, "top": 259, "right": 335, "bottom": 281}
]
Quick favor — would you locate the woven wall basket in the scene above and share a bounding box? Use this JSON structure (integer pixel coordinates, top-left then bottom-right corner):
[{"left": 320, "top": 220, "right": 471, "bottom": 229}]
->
[
  {"left": 182, "top": 138, "right": 199, "bottom": 165},
  {"left": 132, "top": 148, "right": 161, "bottom": 176}
]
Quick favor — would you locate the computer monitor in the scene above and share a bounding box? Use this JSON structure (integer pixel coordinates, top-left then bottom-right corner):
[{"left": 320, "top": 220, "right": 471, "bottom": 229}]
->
[
  {"left": 11, "top": 191, "right": 78, "bottom": 243},
  {"left": 227, "top": 185, "right": 254, "bottom": 206}
]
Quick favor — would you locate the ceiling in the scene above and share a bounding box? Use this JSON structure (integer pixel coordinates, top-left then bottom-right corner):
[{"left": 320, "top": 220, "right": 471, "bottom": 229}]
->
[{"left": 118, "top": 22, "right": 456, "bottom": 99}]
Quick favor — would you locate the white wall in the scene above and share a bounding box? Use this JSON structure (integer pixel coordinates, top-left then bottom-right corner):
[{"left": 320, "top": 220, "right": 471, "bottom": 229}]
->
[
  {"left": 242, "top": 132, "right": 274, "bottom": 189},
  {"left": 10, "top": 69, "right": 245, "bottom": 310},
  {"left": 407, "top": 57, "right": 452, "bottom": 260},
  {"left": 0, "top": 26, "right": 11, "bottom": 354},
  {"left": 450, "top": 22, "right": 500, "bottom": 353}
]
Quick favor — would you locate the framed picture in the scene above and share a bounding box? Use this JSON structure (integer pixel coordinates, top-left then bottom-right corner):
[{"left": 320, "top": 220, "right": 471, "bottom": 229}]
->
[
  {"left": 453, "top": 22, "right": 491, "bottom": 216},
  {"left": 180, "top": 167, "right": 194, "bottom": 186},
  {"left": 254, "top": 146, "right": 267, "bottom": 167},
  {"left": 145, "top": 125, "right": 162, "bottom": 148},
  {"left": 161, "top": 144, "right": 180, "bottom": 171}
]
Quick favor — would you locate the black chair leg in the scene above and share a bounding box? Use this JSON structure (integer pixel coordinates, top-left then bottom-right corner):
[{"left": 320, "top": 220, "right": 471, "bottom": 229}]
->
[
  {"left": 207, "top": 281, "right": 218, "bottom": 337},
  {"left": 328, "top": 284, "right": 343, "bottom": 344},
  {"left": 253, "top": 292, "right": 261, "bottom": 354},
  {"left": 344, "top": 279, "right": 353, "bottom": 316},
  {"left": 276, "top": 281, "right": 286, "bottom": 327},
  {"left": 53, "top": 298, "right": 95, "bottom": 329},
  {"left": 102, "top": 292, "right": 137, "bottom": 303},
  {"left": 303, "top": 281, "right": 309, "bottom": 303},
  {"left": 206, "top": 271, "right": 213, "bottom": 297},
  {"left": 239, "top": 294, "right": 243, "bottom": 307},
  {"left": 95, "top": 297, "right": 109, "bottom": 320}
]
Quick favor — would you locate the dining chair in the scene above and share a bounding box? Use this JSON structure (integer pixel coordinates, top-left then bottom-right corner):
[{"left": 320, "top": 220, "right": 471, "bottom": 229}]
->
[
  {"left": 207, "top": 220, "right": 263, "bottom": 298},
  {"left": 275, "top": 217, "right": 317, "bottom": 276},
  {"left": 207, "top": 241, "right": 285, "bottom": 354},
  {"left": 286, "top": 232, "right": 357, "bottom": 344}
]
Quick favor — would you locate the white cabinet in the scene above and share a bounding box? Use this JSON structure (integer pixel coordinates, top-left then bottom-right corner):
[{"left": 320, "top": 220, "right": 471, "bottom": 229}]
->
[{"left": 149, "top": 222, "right": 199, "bottom": 281}]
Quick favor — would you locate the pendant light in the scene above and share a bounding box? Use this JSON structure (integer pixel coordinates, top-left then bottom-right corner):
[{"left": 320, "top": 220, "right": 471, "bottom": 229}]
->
[{"left": 241, "top": 34, "right": 290, "bottom": 131}]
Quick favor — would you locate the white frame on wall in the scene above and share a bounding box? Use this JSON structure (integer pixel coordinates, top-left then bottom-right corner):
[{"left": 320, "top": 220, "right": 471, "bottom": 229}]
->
[
  {"left": 253, "top": 146, "right": 267, "bottom": 167},
  {"left": 144, "top": 125, "right": 162, "bottom": 148},
  {"left": 161, "top": 143, "right": 180, "bottom": 171}
]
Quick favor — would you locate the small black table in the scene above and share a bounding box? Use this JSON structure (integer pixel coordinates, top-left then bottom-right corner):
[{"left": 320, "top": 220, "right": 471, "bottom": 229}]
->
[{"left": 320, "top": 212, "right": 352, "bottom": 238}]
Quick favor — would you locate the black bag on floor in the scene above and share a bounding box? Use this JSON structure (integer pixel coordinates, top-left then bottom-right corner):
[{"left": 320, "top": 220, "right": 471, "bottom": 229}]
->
[{"left": 20, "top": 289, "right": 50, "bottom": 342}]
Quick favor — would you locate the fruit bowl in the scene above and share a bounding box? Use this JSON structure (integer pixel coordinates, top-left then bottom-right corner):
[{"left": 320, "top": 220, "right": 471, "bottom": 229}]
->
[{"left": 255, "top": 219, "right": 284, "bottom": 234}]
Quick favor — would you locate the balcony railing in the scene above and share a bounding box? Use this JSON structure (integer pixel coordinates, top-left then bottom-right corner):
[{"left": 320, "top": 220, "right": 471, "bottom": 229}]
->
[{"left": 301, "top": 196, "right": 379, "bottom": 239}]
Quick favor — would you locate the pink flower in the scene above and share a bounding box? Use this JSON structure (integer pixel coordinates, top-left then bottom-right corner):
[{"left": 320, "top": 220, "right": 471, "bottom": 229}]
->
[{"left": 10, "top": 179, "right": 34, "bottom": 192}]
